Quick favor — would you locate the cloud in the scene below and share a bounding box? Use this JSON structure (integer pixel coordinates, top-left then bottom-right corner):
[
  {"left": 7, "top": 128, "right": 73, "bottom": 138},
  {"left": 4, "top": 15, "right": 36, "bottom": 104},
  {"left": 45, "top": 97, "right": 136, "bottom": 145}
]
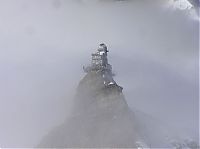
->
[{"left": 0, "top": 0, "right": 198, "bottom": 147}]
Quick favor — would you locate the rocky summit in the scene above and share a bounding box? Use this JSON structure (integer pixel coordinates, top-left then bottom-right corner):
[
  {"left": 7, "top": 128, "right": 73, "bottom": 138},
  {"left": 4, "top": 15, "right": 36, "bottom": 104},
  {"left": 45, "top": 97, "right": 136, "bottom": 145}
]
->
[
  {"left": 38, "top": 44, "right": 140, "bottom": 148},
  {"left": 38, "top": 44, "right": 198, "bottom": 148}
]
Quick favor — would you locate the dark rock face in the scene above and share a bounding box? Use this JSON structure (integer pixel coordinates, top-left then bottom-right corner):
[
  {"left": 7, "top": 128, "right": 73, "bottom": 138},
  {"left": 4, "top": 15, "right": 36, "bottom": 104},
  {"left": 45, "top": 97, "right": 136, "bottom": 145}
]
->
[
  {"left": 38, "top": 43, "right": 198, "bottom": 148},
  {"left": 38, "top": 71, "right": 199, "bottom": 148},
  {"left": 38, "top": 44, "right": 142, "bottom": 148},
  {"left": 38, "top": 71, "right": 139, "bottom": 148}
]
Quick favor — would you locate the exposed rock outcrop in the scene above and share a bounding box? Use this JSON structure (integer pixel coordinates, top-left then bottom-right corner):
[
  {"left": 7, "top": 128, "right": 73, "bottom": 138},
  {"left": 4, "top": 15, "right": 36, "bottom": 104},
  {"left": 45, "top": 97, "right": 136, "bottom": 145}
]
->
[
  {"left": 38, "top": 44, "right": 198, "bottom": 148},
  {"left": 38, "top": 69, "right": 141, "bottom": 147}
]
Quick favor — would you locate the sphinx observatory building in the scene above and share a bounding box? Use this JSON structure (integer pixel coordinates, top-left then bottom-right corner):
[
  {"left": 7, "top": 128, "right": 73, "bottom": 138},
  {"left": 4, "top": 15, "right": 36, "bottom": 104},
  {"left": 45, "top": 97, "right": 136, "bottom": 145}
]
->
[{"left": 83, "top": 43, "right": 123, "bottom": 93}]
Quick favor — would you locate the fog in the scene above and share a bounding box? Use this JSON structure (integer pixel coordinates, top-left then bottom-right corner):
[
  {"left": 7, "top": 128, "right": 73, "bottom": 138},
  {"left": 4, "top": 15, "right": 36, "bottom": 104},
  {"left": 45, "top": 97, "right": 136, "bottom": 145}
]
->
[{"left": 0, "top": 0, "right": 198, "bottom": 147}]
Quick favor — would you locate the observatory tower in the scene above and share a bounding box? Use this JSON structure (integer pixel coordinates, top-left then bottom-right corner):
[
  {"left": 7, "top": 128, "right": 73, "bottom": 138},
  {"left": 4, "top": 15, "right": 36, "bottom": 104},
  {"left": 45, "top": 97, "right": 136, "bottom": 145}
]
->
[
  {"left": 83, "top": 43, "right": 122, "bottom": 92},
  {"left": 83, "top": 43, "right": 112, "bottom": 73}
]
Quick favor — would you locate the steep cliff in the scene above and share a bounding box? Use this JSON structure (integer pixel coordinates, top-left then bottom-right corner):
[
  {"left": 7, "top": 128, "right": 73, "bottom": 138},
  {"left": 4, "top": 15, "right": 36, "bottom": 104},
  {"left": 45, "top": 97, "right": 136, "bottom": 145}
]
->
[
  {"left": 38, "top": 44, "right": 198, "bottom": 148},
  {"left": 38, "top": 71, "right": 141, "bottom": 148}
]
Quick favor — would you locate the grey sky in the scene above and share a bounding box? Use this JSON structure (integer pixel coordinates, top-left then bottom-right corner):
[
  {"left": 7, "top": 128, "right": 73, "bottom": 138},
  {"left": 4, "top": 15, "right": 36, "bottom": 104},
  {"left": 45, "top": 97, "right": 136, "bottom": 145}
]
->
[{"left": 0, "top": 0, "right": 198, "bottom": 147}]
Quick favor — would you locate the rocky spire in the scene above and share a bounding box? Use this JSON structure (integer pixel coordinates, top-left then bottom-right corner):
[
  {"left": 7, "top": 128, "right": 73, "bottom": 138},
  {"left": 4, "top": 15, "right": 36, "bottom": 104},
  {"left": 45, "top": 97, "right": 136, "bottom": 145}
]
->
[{"left": 37, "top": 44, "right": 198, "bottom": 148}]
